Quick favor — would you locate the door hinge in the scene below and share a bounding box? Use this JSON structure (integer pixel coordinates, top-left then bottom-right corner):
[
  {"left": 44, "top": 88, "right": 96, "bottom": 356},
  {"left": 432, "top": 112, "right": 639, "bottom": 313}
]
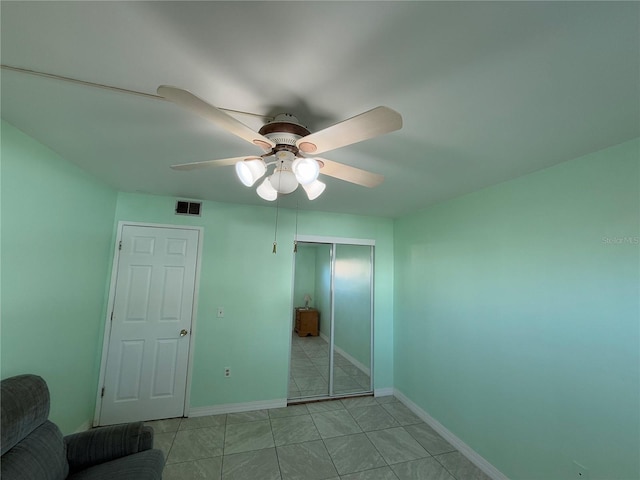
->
[
  {"left": 118, "top": 241, "right": 122, "bottom": 251},
  {"left": 101, "top": 387, "right": 105, "bottom": 398},
  {"left": 110, "top": 311, "right": 114, "bottom": 322}
]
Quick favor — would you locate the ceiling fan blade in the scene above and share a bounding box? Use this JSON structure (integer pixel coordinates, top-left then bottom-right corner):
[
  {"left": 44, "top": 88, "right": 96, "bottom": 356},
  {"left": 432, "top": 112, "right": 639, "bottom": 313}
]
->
[
  {"left": 296, "top": 106, "right": 402, "bottom": 155},
  {"left": 316, "top": 157, "right": 384, "bottom": 188},
  {"left": 157, "top": 86, "right": 275, "bottom": 151},
  {"left": 171, "top": 156, "right": 261, "bottom": 171}
]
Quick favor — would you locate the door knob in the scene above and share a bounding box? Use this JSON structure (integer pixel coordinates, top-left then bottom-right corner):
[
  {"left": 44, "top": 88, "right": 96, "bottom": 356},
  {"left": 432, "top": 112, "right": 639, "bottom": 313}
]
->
[{"left": 179, "top": 329, "right": 189, "bottom": 337}]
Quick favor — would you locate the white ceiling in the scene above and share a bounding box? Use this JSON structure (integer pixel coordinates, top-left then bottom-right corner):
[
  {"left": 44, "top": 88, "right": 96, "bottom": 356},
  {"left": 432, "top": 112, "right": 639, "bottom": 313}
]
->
[{"left": 1, "top": 1, "right": 638, "bottom": 217}]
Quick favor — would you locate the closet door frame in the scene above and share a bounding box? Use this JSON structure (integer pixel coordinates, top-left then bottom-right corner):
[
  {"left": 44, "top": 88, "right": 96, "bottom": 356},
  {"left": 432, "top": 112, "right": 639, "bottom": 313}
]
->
[{"left": 294, "top": 235, "right": 375, "bottom": 398}]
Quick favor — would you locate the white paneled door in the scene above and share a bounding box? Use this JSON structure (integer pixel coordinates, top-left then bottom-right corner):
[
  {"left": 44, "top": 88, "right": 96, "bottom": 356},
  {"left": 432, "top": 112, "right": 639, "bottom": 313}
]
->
[{"left": 99, "top": 225, "right": 200, "bottom": 425}]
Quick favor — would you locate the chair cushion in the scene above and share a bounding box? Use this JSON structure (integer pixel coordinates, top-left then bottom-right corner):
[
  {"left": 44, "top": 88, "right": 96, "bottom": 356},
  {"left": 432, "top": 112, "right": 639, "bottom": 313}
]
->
[
  {"left": 65, "top": 422, "right": 153, "bottom": 473},
  {"left": 0, "top": 420, "right": 69, "bottom": 480},
  {"left": 66, "top": 449, "right": 164, "bottom": 480},
  {"left": 1, "top": 374, "right": 50, "bottom": 455}
]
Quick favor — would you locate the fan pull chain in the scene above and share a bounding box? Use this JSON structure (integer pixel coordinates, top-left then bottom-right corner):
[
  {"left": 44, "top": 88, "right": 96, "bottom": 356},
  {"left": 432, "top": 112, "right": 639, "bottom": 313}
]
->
[
  {"left": 272, "top": 159, "right": 283, "bottom": 254},
  {"left": 293, "top": 202, "right": 299, "bottom": 253},
  {"left": 273, "top": 202, "right": 279, "bottom": 254}
]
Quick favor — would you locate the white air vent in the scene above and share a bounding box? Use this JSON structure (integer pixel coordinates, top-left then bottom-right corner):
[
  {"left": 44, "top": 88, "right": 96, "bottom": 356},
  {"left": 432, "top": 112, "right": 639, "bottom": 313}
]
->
[{"left": 175, "top": 200, "right": 201, "bottom": 216}]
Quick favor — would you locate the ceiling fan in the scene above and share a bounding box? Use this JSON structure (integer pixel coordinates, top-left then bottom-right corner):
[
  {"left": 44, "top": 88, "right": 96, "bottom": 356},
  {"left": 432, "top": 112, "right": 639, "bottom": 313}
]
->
[{"left": 157, "top": 86, "right": 402, "bottom": 201}]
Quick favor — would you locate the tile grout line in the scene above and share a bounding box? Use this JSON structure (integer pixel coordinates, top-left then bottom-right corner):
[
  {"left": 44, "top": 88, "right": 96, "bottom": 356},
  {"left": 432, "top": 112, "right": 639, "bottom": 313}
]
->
[
  {"left": 334, "top": 402, "right": 397, "bottom": 479},
  {"left": 161, "top": 419, "right": 182, "bottom": 466},
  {"left": 266, "top": 411, "right": 284, "bottom": 480},
  {"left": 391, "top": 417, "right": 461, "bottom": 480},
  {"left": 362, "top": 402, "right": 437, "bottom": 477},
  {"left": 307, "top": 407, "right": 342, "bottom": 478},
  {"left": 358, "top": 418, "right": 401, "bottom": 480},
  {"left": 430, "top": 451, "right": 461, "bottom": 480},
  {"left": 219, "top": 413, "right": 229, "bottom": 477},
  {"left": 350, "top": 399, "right": 398, "bottom": 473},
  {"left": 164, "top": 398, "right": 465, "bottom": 480}
]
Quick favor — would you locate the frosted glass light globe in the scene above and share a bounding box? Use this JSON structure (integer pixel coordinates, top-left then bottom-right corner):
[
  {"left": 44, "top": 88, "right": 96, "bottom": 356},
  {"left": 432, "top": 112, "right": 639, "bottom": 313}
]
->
[
  {"left": 235, "top": 158, "right": 266, "bottom": 187},
  {"left": 256, "top": 177, "right": 278, "bottom": 201},
  {"left": 269, "top": 170, "right": 298, "bottom": 194},
  {"left": 292, "top": 157, "right": 320, "bottom": 185}
]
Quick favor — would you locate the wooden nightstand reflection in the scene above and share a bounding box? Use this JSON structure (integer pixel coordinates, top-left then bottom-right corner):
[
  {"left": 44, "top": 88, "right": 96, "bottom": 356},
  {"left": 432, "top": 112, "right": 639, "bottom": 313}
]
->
[{"left": 294, "top": 308, "right": 319, "bottom": 337}]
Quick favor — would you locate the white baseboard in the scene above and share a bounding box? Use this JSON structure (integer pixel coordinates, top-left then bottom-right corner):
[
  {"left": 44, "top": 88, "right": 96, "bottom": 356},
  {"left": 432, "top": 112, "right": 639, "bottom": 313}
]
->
[
  {"left": 374, "top": 387, "right": 394, "bottom": 397},
  {"left": 187, "top": 398, "right": 287, "bottom": 417},
  {"left": 319, "top": 332, "right": 371, "bottom": 376},
  {"left": 393, "top": 389, "right": 509, "bottom": 480},
  {"left": 334, "top": 345, "right": 370, "bottom": 376}
]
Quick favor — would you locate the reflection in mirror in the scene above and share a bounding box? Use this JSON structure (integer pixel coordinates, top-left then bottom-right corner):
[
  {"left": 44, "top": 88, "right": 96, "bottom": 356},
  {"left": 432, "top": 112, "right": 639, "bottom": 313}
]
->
[
  {"left": 289, "top": 241, "right": 373, "bottom": 402},
  {"left": 289, "top": 243, "right": 331, "bottom": 400},
  {"left": 333, "top": 244, "right": 372, "bottom": 395}
]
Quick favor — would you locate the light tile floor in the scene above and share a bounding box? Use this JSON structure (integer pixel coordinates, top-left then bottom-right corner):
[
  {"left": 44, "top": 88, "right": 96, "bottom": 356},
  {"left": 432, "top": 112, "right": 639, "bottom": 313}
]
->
[
  {"left": 151, "top": 396, "right": 491, "bottom": 480},
  {"left": 289, "top": 333, "right": 371, "bottom": 399}
]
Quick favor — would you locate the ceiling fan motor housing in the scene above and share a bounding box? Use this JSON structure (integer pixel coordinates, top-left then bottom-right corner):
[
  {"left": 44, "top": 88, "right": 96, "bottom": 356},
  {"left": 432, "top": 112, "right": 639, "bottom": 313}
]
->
[
  {"left": 256, "top": 116, "right": 326, "bottom": 195},
  {"left": 259, "top": 114, "right": 310, "bottom": 150}
]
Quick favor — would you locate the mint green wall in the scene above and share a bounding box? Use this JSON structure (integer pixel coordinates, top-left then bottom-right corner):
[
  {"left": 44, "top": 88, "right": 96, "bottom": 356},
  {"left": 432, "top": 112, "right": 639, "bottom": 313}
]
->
[
  {"left": 394, "top": 139, "right": 640, "bottom": 479},
  {"left": 113, "top": 193, "right": 395, "bottom": 405},
  {"left": 334, "top": 244, "right": 372, "bottom": 369},
  {"left": 315, "top": 243, "right": 332, "bottom": 338},
  {"left": 1, "top": 121, "right": 117, "bottom": 433},
  {"left": 293, "top": 245, "right": 316, "bottom": 310}
]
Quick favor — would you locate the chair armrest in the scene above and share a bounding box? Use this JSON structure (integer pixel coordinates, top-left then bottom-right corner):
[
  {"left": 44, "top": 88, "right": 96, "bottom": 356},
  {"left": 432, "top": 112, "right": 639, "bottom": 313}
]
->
[{"left": 64, "top": 422, "right": 154, "bottom": 473}]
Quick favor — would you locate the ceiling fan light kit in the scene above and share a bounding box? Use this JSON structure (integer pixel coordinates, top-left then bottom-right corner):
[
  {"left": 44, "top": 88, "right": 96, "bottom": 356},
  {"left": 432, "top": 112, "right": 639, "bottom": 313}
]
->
[
  {"left": 237, "top": 152, "right": 323, "bottom": 201},
  {"left": 302, "top": 180, "right": 326, "bottom": 200},
  {"left": 235, "top": 157, "right": 266, "bottom": 187},
  {"left": 159, "top": 85, "right": 402, "bottom": 202},
  {"left": 291, "top": 157, "right": 320, "bottom": 185},
  {"left": 256, "top": 177, "right": 278, "bottom": 201}
]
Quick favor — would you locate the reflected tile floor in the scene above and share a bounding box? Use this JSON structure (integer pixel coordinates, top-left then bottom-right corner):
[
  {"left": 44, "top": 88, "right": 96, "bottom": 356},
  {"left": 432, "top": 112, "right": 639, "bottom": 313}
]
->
[
  {"left": 152, "top": 396, "right": 491, "bottom": 480},
  {"left": 289, "top": 333, "right": 371, "bottom": 399}
]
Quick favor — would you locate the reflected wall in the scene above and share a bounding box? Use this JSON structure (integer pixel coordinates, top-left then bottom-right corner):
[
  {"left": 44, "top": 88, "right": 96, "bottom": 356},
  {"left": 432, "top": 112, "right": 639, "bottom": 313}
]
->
[{"left": 290, "top": 240, "right": 373, "bottom": 400}]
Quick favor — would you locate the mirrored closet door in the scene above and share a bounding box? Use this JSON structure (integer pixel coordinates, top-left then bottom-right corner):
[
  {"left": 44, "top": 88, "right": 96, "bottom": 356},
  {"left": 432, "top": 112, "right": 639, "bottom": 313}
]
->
[
  {"left": 289, "top": 238, "right": 373, "bottom": 402},
  {"left": 331, "top": 243, "right": 372, "bottom": 395}
]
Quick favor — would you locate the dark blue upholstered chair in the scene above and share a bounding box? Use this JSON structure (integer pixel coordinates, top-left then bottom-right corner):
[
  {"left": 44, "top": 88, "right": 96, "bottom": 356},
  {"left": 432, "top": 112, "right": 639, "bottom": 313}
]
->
[{"left": 1, "top": 374, "right": 164, "bottom": 480}]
